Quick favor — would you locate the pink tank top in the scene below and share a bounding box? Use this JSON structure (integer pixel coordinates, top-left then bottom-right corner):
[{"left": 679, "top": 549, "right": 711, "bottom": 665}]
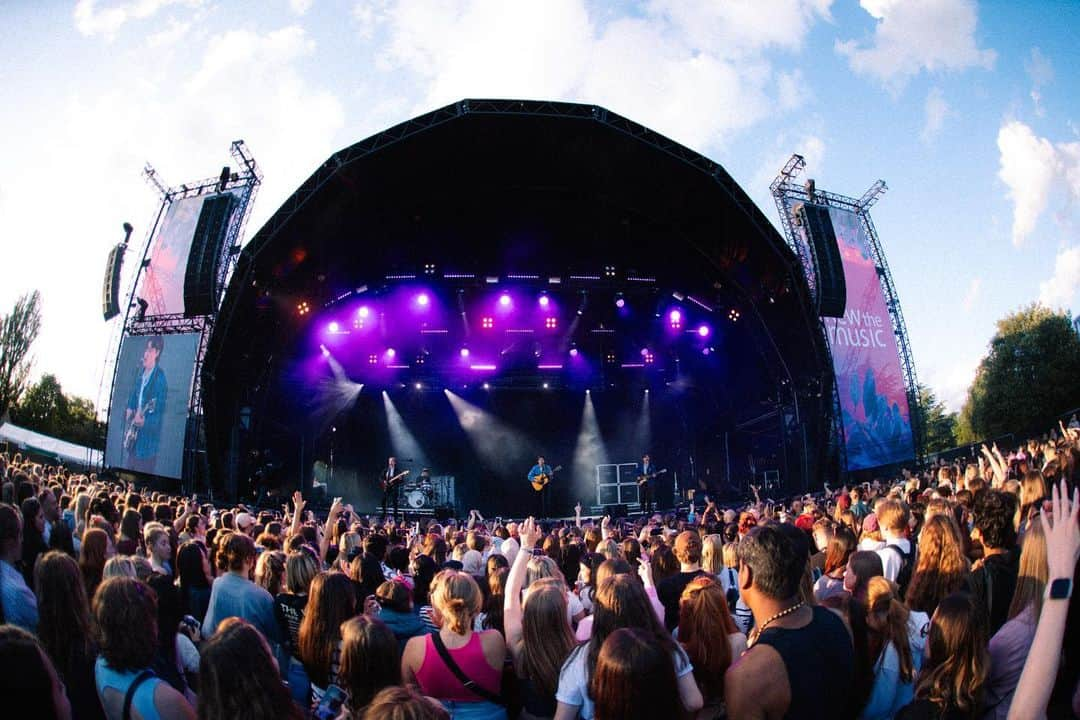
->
[{"left": 415, "top": 631, "right": 501, "bottom": 701}]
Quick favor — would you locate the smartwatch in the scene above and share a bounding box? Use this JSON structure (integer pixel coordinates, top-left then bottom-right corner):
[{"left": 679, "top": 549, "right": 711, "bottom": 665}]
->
[{"left": 1048, "top": 577, "right": 1073, "bottom": 601}]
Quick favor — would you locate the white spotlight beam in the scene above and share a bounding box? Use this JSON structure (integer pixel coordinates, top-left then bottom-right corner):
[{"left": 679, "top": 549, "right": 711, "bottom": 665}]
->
[
  {"left": 381, "top": 391, "right": 430, "bottom": 470},
  {"left": 444, "top": 390, "right": 534, "bottom": 474},
  {"left": 571, "top": 392, "right": 609, "bottom": 502}
]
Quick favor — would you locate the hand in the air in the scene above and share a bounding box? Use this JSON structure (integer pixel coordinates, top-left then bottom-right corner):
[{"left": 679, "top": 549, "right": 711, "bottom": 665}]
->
[{"left": 520, "top": 516, "right": 543, "bottom": 550}]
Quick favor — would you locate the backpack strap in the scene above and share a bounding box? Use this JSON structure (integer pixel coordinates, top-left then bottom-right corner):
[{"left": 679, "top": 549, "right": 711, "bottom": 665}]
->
[
  {"left": 122, "top": 670, "right": 155, "bottom": 720},
  {"left": 430, "top": 633, "right": 503, "bottom": 705}
]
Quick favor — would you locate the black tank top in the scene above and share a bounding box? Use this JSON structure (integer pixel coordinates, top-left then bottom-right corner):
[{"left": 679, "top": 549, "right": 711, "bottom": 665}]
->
[{"left": 755, "top": 605, "right": 856, "bottom": 720}]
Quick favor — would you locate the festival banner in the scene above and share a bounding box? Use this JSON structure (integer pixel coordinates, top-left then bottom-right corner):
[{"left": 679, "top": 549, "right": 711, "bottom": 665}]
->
[{"left": 820, "top": 206, "right": 915, "bottom": 471}]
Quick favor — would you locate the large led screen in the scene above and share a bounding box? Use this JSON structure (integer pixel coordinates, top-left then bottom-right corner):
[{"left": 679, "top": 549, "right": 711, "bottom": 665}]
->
[
  {"left": 817, "top": 207, "right": 915, "bottom": 470},
  {"left": 105, "top": 333, "right": 200, "bottom": 479}
]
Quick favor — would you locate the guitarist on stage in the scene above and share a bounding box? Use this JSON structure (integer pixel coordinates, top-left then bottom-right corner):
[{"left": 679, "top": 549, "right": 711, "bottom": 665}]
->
[
  {"left": 123, "top": 336, "right": 168, "bottom": 474},
  {"left": 381, "top": 456, "right": 405, "bottom": 521},
  {"left": 639, "top": 453, "right": 657, "bottom": 515},
  {"left": 527, "top": 455, "right": 554, "bottom": 519}
]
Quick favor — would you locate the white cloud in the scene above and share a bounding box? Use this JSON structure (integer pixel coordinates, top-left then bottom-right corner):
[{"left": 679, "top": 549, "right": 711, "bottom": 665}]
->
[
  {"left": 1039, "top": 246, "right": 1080, "bottom": 310},
  {"left": 777, "top": 69, "right": 811, "bottom": 111},
  {"left": 960, "top": 276, "right": 981, "bottom": 312},
  {"left": 923, "top": 353, "right": 981, "bottom": 412},
  {"left": 290, "top": 0, "right": 314, "bottom": 15},
  {"left": 74, "top": 0, "right": 204, "bottom": 39},
  {"left": 997, "top": 121, "right": 1080, "bottom": 247},
  {"left": 1025, "top": 47, "right": 1053, "bottom": 117},
  {"left": 920, "top": 86, "right": 953, "bottom": 143},
  {"left": 369, "top": 0, "right": 833, "bottom": 152},
  {"left": 836, "top": 0, "right": 995, "bottom": 90}
]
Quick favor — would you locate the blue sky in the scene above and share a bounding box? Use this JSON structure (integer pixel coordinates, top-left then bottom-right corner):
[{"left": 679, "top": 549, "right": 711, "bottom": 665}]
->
[{"left": 1, "top": 0, "right": 1078, "bottom": 416}]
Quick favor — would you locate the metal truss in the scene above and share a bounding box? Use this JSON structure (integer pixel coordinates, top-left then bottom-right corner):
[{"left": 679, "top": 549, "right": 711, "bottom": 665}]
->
[{"left": 769, "top": 154, "right": 924, "bottom": 469}]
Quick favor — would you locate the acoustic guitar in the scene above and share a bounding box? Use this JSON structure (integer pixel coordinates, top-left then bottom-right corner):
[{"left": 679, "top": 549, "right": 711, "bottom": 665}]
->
[
  {"left": 381, "top": 469, "right": 410, "bottom": 492},
  {"left": 530, "top": 465, "right": 562, "bottom": 492},
  {"left": 636, "top": 468, "right": 668, "bottom": 486},
  {"left": 123, "top": 398, "right": 156, "bottom": 452}
]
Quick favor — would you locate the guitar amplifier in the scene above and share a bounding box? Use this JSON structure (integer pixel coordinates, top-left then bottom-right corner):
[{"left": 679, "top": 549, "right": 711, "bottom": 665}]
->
[{"left": 598, "top": 484, "right": 620, "bottom": 505}]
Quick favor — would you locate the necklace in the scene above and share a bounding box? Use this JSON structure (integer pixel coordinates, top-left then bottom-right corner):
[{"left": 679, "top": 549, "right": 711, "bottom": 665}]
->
[{"left": 748, "top": 601, "right": 805, "bottom": 647}]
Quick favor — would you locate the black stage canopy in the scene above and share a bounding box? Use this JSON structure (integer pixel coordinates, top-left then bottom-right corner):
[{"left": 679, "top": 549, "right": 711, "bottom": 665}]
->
[{"left": 203, "top": 99, "right": 835, "bottom": 512}]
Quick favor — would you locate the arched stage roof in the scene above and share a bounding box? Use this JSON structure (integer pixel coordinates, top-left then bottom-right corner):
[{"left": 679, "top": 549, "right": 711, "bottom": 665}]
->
[{"left": 203, "top": 99, "right": 834, "bottom": 498}]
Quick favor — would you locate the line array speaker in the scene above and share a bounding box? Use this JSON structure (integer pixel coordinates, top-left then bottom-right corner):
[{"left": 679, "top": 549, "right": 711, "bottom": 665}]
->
[
  {"left": 796, "top": 203, "right": 847, "bottom": 318},
  {"left": 183, "top": 193, "right": 235, "bottom": 317}
]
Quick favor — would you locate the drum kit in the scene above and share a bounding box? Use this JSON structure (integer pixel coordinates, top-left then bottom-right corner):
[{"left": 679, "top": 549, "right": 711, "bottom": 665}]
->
[{"left": 403, "top": 469, "right": 453, "bottom": 510}]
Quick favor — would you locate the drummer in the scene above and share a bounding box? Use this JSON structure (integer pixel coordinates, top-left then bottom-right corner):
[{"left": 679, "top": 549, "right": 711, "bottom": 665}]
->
[{"left": 418, "top": 468, "right": 433, "bottom": 492}]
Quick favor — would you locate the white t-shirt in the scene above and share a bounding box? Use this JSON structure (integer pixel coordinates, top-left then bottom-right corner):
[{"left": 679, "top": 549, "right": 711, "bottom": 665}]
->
[
  {"left": 556, "top": 641, "right": 693, "bottom": 719},
  {"left": 875, "top": 537, "right": 912, "bottom": 584}
]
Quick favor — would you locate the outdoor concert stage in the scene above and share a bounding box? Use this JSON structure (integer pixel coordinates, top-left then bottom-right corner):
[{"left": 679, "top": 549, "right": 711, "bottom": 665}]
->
[{"left": 202, "top": 100, "right": 836, "bottom": 516}]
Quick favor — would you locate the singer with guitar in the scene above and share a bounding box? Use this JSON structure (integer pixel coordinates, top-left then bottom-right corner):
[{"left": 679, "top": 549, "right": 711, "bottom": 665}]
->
[
  {"left": 123, "top": 336, "right": 168, "bottom": 474},
  {"left": 527, "top": 455, "right": 559, "bottom": 519},
  {"left": 380, "top": 456, "right": 409, "bottom": 520},
  {"left": 637, "top": 453, "right": 667, "bottom": 515}
]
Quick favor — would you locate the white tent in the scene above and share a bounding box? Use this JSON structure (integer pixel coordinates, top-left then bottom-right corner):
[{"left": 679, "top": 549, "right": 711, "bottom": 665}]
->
[{"left": 0, "top": 422, "right": 102, "bottom": 468}]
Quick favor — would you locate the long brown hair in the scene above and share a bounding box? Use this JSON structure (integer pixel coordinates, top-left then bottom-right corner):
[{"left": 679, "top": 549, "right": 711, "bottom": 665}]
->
[
  {"left": 914, "top": 593, "right": 988, "bottom": 716},
  {"left": 79, "top": 528, "right": 109, "bottom": 599},
  {"left": 678, "top": 575, "right": 737, "bottom": 703},
  {"left": 865, "top": 577, "right": 914, "bottom": 683},
  {"left": 338, "top": 616, "right": 401, "bottom": 714},
  {"left": 905, "top": 514, "right": 970, "bottom": 615},
  {"left": 586, "top": 574, "right": 675, "bottom": 686},
  {"left": 823, "top": 527, "right": 856, "bottom": 575},
  {"left": 34, "top": 550, "right": 94, "bottom": 682},
  {"left": 298, "top": 572, "right": 356, "bottom": 688},
  {"left": 518, "top": 577, "right": 575, "bottom": 699},
  {"left": 592, "top": 627, "right": 681, "bottom": 720},
  {"left": 199, "top": 617, "right": 303, "bottom": 720},
  {"left": 1007, "top": 517, "right": 1048, "bottom": 620}
]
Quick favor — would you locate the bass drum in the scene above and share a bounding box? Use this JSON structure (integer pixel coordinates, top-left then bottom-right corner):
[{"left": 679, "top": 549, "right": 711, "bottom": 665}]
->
[{"left": 406, "top": 489, "right": 428, "bottom": 509}]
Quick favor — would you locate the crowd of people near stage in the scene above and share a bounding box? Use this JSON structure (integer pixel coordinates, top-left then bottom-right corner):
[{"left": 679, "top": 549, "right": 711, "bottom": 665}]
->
[{"left": 1, "top": 421, "right": 1079, "bottom": 720}]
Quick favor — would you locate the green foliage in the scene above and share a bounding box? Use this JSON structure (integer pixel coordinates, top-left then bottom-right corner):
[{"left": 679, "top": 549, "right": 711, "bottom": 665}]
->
[
  {"left": 959, "top": 304, "right": 1080, "bottom": 441},
  {"left": 916, "top": 383, "right": 958, "bottom": 453},
  {"left": 0, "top": 290, "right": 42, "bottom": 419},
  {"left": 11, "top": 374, "right": 105, "bottom": 449}
]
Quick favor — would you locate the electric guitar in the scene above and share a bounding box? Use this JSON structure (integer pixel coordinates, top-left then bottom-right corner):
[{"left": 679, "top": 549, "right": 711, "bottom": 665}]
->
[
  {"left": 637, "top": 468, "right": 668, "bottom": 486},
  {"left": 530, "top": 465, "right": 562, "bottom": 492},
  {"left": 381, "top": 469, "right": 410, "bottom": 492},
  {"left": 124, "top": 398, "right": 156, "bottom": 452}
]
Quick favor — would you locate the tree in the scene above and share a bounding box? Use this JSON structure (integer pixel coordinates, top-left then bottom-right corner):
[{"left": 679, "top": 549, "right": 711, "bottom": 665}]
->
[
  {"left": 959, "top": 304, "right": 1080, "bottom": 441},
  {"left": 0, "top": 290, "right": 42, "bottom": 420},
  {"left": 916, "top": 383, "right": 958, "bottom": 453},
  {"left": 11, "top": 374, "right": 106, "bottom": 449}
]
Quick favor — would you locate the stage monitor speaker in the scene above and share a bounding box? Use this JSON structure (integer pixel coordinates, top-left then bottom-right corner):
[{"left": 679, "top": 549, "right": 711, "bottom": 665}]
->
[
  {"left": 603, "top": 503, "right": 628, "bottom": 520},
  {"left": 796, "top": 203, "right": 847, "bottom": 318},
  {"left": 102, "top": 243, "right": 124, "bottom": 321},
  {"left": 434, "top": 506, "right": 454, "bottom": 521},
  {"left": 183, "top": 193, "right": 235, "bottom": 317}
]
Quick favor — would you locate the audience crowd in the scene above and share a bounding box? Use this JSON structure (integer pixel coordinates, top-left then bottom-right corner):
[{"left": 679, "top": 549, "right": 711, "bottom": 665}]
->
[{"left": 0, "top": 419, "right": 1079, "bottom": 720}]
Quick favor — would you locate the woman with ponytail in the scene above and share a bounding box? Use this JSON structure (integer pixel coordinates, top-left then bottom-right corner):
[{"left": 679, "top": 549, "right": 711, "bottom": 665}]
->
[
  {"left": 861, "top": 577, "right": 916, "bottom": 720},
  {"left": 402, "top": 569, "right": 507, "bottom": 719},
  {"left": 677, "top": 575, "right": 746, "bottom": 718}
]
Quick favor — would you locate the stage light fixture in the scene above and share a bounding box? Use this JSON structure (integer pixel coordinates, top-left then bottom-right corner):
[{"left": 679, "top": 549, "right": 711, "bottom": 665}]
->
[
  {"left": 538, "top": 295, "right": 550, "bottom": 308},
  {"left": 386, "top": 348, "right": 396, "bottom": 358},
  {"left": 481, "top": 317, "right": 494, "bottom": 329},
  {"left": 542, "top": 382, "right": 550, "bottom": 389},
  {"left": 728, "top": 308, "right": 741, "bottom": 322},
  {"left": 668, "top": 309, "right": 682, "bottom": 328},
  {"left": 416, "top": 293, "right": 430, "bottom": 307},
  {"left": 414, "top": 382, "right": 422, "bottom": 390},
  {"left": 368, "top": 354, "right": 378, "bottom": 365},
  {"left": 615, "top": 295, "right": 625, "bottom": 308},
  {"left": 697, "top": 324, "right": 711, "bottom": 338},
  {"left": 320, "top": 344, "right": 329, "bottom": 357},
  {"left": 460, "top": 347, "right": 470, "bottom": 358},
  {"left": 328, "top": 321, "right": 340, "bottom": 333},
  {"left": 483, "top": 382, "right": 490, "bottom": 390},
  {"left": 358, "top": 306, "right": 371, "bottom": 318},
  {"left": 499, "top": 294, "right": 512, "bottom": 308},
  {"left": 545, "top": 317, "right": 558, "bottom": 329}
]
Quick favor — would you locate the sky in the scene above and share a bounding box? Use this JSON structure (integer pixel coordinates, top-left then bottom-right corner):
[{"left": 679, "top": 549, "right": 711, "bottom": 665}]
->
[{"left": 1, "top": 0, "right": 1078, "bottom": 417}]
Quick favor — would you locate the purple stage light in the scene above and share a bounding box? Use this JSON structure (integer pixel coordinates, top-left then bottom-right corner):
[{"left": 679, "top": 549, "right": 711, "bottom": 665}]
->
[
  {"left": 697, "top": 324, "right": 711, "bottom": 338},
  {"left": 640, "top": 348, "right": 649, "bottom": 357},
  {"left": 328, "top": 321, "right": 340, "bottom": 333},
  {"left": 460, "top": 347, "right": 470, "bottom": 358},
  {"left": 320, "top": 344, "right": 330, "bottom": 357},
  {"left": 615, "top": 297, "right": 625, "bottom": 308},
  {"left": 416, "top": 293, "right": 430, "bottom": 307},
  {"left": 669, "top": 309, "right": 681, "bottom": 323},
  {"left": 470, "top": 364, "right": 497, "bottom": 371},
  {"left": 538, "top": 295, "right": 550, "bottom": 308},
  {"left": 499, "top": 294, "right": 512, "bottom": 308},
  {"left": 357, "top": 306, "right": 371, "bottom": 318},
  {"left": 386, "top": 348, "right": 396, "bottom": 359},
  {"left": 569, "top": 348, "right": 579, "bottom": 357}
]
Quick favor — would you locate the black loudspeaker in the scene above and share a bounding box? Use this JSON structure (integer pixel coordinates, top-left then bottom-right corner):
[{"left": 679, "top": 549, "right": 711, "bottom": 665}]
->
[
  {"left": 183, "top": 193, "right": 235, "bottom": 317},
  {"left": 603, "top": 503, "right": 628, "bottom": 520},
  {"left": 796, "top": 203, "right": 847, "bottom": 318},
  {"left": 434, "top": 506, "right": 455, "bottom": 521},
  {"left": 102, "top": 243, "right": 124, "bottom": 321}
]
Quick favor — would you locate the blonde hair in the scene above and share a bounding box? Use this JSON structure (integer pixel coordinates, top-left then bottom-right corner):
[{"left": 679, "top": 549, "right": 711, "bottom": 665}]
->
[
  {"left": 701, "top": 534, "right": 725, "bottom": 575},
  {"left": 431, "top": 569, "right": 482, "bottom": 635},
  {"left": 525, "top": 555, "right": 565, "bottom": 590},
  {"left": 285, "top": 550, "right": 318, "bottom": 594},
  {"left": 1008, "top": 518, "right": 1048, "bottom": 620},
  {"left": 866, "top": 577, "right": 914, "bottom": 683},
  {"left": 721, "top": 541, "right": 739, "bottom": 570},
  {"left": 102, "top": 556, "right": 138, "bottom": 580},
  {"left": 875, "top": 499, "right": 909, "bottom": 534},
  {"left": 594, "top": 539, "right": 620, "bottom": 561}
]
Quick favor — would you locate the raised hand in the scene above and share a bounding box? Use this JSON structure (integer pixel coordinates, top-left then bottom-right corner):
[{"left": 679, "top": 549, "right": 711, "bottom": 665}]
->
[
  {"left": 519, "top": 516, "right": 542, "bottom": 550},
  {"left": 601, "top": 515, "right": 611, "bottom": 530},
  {"left": 574, "top": 502, "right": 582, "bottom": 515},
  {"left": 1040, "top": 479, "right": 1080, "bottom": 580},
  {"left": 637, "top": 554, "right": 654, "bottom": 589}
]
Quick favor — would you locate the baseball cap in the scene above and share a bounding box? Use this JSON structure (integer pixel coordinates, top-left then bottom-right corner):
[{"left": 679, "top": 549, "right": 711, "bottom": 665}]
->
[
  {"left": 235, "top": 512, "right": 256, "bottom": 532},
  {"left": 862, "top": 513, "right": 880, "bottom": 534},
  {"left": 675, "top": 530, "right": 702, "bottom": 556}
]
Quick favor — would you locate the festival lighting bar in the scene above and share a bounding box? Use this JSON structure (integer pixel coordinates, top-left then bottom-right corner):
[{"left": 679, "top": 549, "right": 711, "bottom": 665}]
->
[
  {"left": 537, "top": 364, "right": 564, "bottom": 370},
  {"left": 442, "top": 273, "right": 475, "bottom": 279},
  {"left": 626, "top": 276, "right": 656, "bottom": 283},
  {"left": 384, "top": 273, "right": 416, "bottom": 280},
  {"left": 621, "top": 363, "right": 646, "bottom": 368},
  {"left": 470, "top": 364, "right": 497, "bottom": 371},
  {"left": 569, "top": 275, "right": 602, "bottom": 281},
  {"left": 420, "top": 329, "right": 449, "bottom": 334},
  {"left": 688, "top": 296, "right": 713, "bottom": 311},
  {"left": 505, "top": 274, "right": 539, "bottom": 280}
]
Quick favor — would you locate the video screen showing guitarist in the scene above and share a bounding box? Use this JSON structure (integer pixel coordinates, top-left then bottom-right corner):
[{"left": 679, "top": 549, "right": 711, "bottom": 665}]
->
[
  {"left": 123, "top": 336, "right": 168, "bottom": 474},
  {"left": 381, "top": 456, "right": 408, "bottom": 520},
  {"left": 527, "top": 455, "right": 555, "bottom": 518}
]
